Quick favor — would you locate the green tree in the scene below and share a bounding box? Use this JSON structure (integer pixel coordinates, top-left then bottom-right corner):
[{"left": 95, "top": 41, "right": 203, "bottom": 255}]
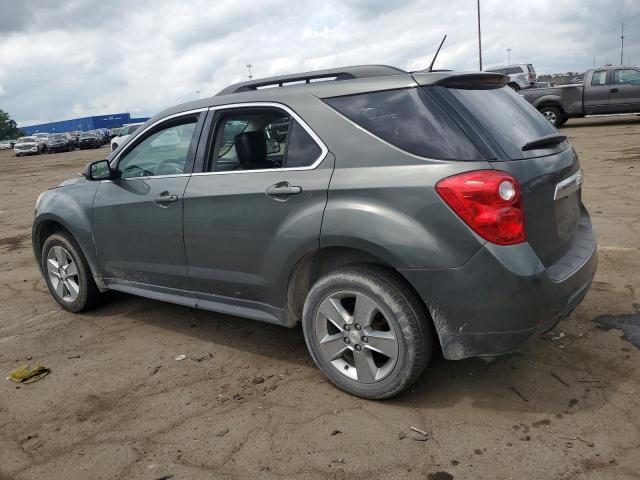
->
[{"left": 0, "top": 110, "right": 23, "bottom": 140}]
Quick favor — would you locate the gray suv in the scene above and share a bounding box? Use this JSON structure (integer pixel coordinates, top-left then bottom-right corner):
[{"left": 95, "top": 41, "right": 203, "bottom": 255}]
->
[
  {"left": 33, "top": 65, "right": 597, "bottom": 399},
  {"left": 485, "top": 64, "right": 537, "bottom": 90}
]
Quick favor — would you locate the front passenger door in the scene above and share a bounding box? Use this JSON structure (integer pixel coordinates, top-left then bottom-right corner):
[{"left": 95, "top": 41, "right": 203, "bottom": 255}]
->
[
  {"left": 93, "top": 112, "right": 204, "bottom": 296},
  {"left": 609, "top": 68, "right": 640, "bottom": 113}
]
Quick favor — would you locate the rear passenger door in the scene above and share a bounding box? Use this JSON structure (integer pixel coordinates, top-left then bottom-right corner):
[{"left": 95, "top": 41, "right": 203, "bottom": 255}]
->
[
  {"left": 609, "top": 68, "right": 640, "bottom": 113},
  {"left": 583, "top": 69, "right": 611, "bottom": 114},
  {"left": 183, "top": 104, "right": 333, "bottom": 317}
]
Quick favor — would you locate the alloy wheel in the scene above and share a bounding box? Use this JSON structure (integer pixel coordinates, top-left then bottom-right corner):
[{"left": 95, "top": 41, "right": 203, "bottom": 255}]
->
[
  {"left": 314, "top": 290, "right": 399, "bottom": 383},
  {"left": 46, "top": 245, "right": 80, "bottom": 302},
  {"left": 543, "top": 110, "right": 557, "bottom": 124}
]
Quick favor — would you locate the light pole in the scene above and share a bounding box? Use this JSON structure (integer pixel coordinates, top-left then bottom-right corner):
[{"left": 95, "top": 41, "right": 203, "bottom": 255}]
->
[
  {"left": 195, "top": 90, "right": 200, "bottom": 98},
  {"left": 477, "top": 0, "right": 483, "bottom": 71},
  {"left": 246, "top": 64, "right": 253, "bottom": 80},
  {"left": 507, "top": 48, "right": 511, "bottom": 65},
  {"left": 620, "top": 23, "right": 625, "bottom": 65}
]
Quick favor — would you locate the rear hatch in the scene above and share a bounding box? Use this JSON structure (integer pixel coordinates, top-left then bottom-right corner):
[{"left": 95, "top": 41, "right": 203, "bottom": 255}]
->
[{"left": 415, "top": 73, "right": 582, "bottom": 267}]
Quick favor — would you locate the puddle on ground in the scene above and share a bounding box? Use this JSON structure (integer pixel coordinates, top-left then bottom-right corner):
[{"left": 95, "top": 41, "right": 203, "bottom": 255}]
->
[{"left": 594, "top": 306, "right": 640, "bottom": 348}]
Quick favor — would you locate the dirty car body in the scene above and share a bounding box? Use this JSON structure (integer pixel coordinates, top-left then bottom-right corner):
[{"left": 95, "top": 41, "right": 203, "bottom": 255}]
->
[{"left": 33, "top": 65, "right": 597, "bottom": 398}]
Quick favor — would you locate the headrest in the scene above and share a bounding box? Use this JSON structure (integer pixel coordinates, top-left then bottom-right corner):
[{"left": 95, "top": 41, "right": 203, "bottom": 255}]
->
[{"left": 234, "top": 131, "right": 267, "bottom": 167}]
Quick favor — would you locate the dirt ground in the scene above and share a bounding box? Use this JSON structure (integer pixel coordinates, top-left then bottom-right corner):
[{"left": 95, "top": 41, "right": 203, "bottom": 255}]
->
[{"left": 0, "top": 117, "right": 639, "bottom": 480}]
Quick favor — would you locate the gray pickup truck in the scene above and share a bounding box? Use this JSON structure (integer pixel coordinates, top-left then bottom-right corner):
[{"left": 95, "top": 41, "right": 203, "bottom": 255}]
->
[{"left": 520, "top": 65, "right": 640, "bottom": 127}]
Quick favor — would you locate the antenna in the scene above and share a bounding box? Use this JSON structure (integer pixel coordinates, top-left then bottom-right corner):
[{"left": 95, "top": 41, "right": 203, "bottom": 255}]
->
[{"left": 427, "top": 35, "right": 447, "bottom": 72}]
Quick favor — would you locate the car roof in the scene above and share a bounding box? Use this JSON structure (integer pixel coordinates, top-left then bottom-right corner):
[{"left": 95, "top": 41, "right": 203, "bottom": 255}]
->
[{"left": 149, "top": 65, "right": 506, "bottom": 124}]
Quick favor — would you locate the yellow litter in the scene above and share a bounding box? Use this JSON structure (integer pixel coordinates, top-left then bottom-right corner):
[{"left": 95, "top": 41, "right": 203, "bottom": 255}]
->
[{"left": 8, "top": 364, "right": 50, "bottom": 384}]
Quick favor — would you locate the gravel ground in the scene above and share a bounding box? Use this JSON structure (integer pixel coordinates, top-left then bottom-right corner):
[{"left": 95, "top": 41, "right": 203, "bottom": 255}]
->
[{"left": 0, "top": 117, "right": 639, "bottom": 480}]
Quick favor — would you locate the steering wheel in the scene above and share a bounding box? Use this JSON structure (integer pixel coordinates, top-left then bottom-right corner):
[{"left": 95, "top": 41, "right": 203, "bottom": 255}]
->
[{"left": 155, "top": 158, "right": 184, "bottom": 176}]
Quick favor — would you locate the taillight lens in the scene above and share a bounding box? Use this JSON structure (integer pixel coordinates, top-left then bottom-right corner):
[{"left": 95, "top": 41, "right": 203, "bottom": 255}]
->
[{"left": 436, "top": 170, "right": 526, "bottom": 245}]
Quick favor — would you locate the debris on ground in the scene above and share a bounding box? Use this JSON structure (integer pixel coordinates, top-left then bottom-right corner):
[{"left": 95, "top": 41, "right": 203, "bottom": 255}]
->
[
  {"left": 174, "top": 354, "right": 186, "bottom": 361},
  {"left": 330, "top": 429, "right": 341, "bottom": 436},
  {"left": 410, "top": 426, "right": 430, "bottom": 441},
  {"left": 214, "top": 428, "right": 229, "bottom": 437},
  {"left": 550, "top": 371, "right": 570, "bottom": 387},
  {"left": 251, "top": 376, "right": 265, "bottom": 384},
  {"left": 398, "top": 431, "right": 406, "bottom": 440},
  {"left": 8, "top": 364, "right": 50, "bottom": 383},
  {"left": 151, "top": 365, "right": 162, "bottom": 375},
  {"left": 192, "top": 353, "right": 212, "bottom": 362}
]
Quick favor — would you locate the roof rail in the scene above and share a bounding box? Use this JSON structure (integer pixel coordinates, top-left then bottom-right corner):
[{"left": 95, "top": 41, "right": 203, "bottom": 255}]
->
[{"left": 215, "top": 65, "right": 406, "bottom": 96}]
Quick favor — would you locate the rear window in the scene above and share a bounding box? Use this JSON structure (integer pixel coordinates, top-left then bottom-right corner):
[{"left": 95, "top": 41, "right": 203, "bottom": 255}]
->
[
  {"left": 324, "top": 88, "right": 484, "bottom": 160},
  {"left": 449, "top": 86, "right": 562, "bottom": 159}
]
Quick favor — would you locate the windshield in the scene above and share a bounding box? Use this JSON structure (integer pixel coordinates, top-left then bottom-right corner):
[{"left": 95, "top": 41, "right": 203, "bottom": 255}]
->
[
  {"left": 51, "top": 134, "right": 65, "bottom": 140},
  {"left": 80, "top": 132, "right": 94, "bottom": 138},
  {"left": 449, "top": 86, "right": 565, "bottom": 159},
  {"left": 17, "top": 137, "right": 35, "bottom": 143}
]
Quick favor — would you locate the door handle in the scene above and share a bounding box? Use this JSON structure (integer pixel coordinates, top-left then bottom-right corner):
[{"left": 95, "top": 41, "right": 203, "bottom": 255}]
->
[
  {"left": 153, "top": 191, "right": 178, "bottom": 207},
  {"left": 266, "top": 182, "right": 302, "bottom": 200},
  {"left": 610, "top": 88, "right": 619, "bottom": 94}
]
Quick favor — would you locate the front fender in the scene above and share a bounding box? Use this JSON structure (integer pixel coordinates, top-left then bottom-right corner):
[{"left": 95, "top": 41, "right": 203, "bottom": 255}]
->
[{"left": 33, "top": 181, "right": 105, "bottom": 289}]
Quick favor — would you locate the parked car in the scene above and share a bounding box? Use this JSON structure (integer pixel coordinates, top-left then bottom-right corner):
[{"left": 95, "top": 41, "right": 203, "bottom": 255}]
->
[
  {"left": 78, "top": 131, "right": 101, "bottom": 149},
  {"left": 66, "top": 132, "right": 79, "bottom": 149},
  {"left": 519, "top": 65, "right": 640, "bottom": 127},
  {"left": 14, "top": 136, "right": 41, "bottom": 156},
  {"left": 47, "top": 133, "right": 71, "bottom": 153},
  {"left": 534, "top": 81, "right": 555, "bottom": 88},
  {"left": 0, "top": 140, "right": 14, "bottom": 150},
  {"left": 484, "top": 64, "right": 537, "bottom": 90},
  {"left": 33, "top": 133, "right": 51, "bottom": 152},
  {"left": 108, "top": 127, "right": 122, "bottom": 141},
  {"left": 33, "top": 65, "right": 597, "bottom": 399},
  {"left": 110, "top": 123, "right": 143, "bottom": 151}
]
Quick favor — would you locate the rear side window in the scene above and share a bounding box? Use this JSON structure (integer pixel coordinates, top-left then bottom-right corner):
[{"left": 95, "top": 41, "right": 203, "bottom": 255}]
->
[
  {"left": 285, "top": 120, "right": 322, "bottom": 168},
  {"left": 449, "top": 86, "right": 563, "bottom": 160},
  {"left": 324, "top": 88, "right": 484, "bottom": 160},
  {"left": 613, "top": 69, "right": 640, "bottom": 85},
  {"left": 591, "top": 71, "right": 607, "bottom": 86}
]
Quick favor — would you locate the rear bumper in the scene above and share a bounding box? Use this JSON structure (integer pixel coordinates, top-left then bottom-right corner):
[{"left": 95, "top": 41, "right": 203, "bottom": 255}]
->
[{"left": 401, "top": 210, "right": 597, "bottom": 360}]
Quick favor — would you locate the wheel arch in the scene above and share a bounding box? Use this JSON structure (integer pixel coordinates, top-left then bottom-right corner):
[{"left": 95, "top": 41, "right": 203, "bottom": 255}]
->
[
  {"left": 285, "top": 246, "right": 436, "bottom": 337},
  {"left": 32, "top": 214, "right": 107, "bottom": 291}
]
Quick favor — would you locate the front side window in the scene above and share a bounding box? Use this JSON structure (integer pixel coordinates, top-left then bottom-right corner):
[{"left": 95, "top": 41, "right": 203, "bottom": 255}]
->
[
  {"left": 117, "top": 118, "right": 197, "bottom": 178},
  {"left": 591, "top": 70, "right": 607, "bottom": 86},
  {"left": 325, "top": 87, "right": 484, "bottom": 160},
  {"left": 209, "top": 108, "right": 322, "bottom": 172},
  {"left": 613, "top": 69, "right": 640, "bottom": 86}
]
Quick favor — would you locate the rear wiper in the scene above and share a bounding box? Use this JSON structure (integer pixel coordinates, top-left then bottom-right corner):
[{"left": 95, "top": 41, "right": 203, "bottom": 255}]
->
[{"left": 521, "top": 134, "right": 567, "bottom": 151}]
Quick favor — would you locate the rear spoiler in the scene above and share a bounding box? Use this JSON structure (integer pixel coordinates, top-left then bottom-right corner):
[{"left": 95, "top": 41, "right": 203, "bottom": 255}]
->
[{"left": 413, "top": 72, "right": 509, "bottom": 90}]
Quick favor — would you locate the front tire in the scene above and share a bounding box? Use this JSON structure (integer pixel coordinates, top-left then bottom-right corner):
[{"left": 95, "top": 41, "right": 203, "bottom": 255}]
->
[
  {"left": 41, "top": 233, "right": 100, "bottom": 312},
  {"left": 508, "top": 83, "right": 520, "bottom": 91},
  {"left": 539, "top": 106, "right": 564, "bottom": 127},
  {"left": 302, "top": 265, "right": 433, "bottom": 399}
]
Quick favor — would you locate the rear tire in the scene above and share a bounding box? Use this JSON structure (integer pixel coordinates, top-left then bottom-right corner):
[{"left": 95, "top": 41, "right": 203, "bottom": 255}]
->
[
  {"left": 302, "top": 265, "right": 433, "bottom": 399},
  {"left": 539, "top": 106, "right": 564, "bottom": 127},
  {"left": 41, "top": 233, "right": 100, "bottom": 313},
  {"left": 508, "top": 83, "right": 520, "bottom": 91}
]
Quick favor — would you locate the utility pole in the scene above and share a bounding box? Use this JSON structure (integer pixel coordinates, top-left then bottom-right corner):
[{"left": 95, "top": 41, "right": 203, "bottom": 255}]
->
[
  {"left": 246, "top": 64, "right": 253, "bottom": 80},
  {"left": 507, "top": 48, "right": 511, "bottom": 65},
  {"left": 195, "top": 90, "right": 200, "bottom": 98},
  {"left": 477, "top": 0, "right": 483, "bottom": 71},
  {"left": 620, "top": 23, "right": 625, "bottom": 65}
]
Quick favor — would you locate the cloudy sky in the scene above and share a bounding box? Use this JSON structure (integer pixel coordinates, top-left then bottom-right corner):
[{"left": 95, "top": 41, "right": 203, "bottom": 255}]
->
[{"left": 0, "top": 0, "right": 638, "bottom": 127}]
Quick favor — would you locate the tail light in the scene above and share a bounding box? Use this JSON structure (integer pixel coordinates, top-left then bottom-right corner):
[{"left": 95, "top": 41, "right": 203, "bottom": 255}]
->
[{"left": 436, "top": 170, "right": 526, "bottom": 245}]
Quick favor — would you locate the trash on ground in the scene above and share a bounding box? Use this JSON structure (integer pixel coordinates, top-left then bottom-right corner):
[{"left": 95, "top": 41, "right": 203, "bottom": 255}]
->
[
  {"left": 8, "top": 364, "right": 50, "bottom": 383},
  {"left": 174, "top": 354, "right": 186, "bottom": 361}
]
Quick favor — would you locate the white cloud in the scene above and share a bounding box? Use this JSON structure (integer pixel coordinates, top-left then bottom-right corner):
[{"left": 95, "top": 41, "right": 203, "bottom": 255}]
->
[{"left": 0, "top": 0, "right": 638, "bottom": 126}]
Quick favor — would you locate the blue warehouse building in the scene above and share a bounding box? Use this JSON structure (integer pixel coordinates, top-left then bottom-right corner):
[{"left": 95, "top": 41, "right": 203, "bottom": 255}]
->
[{"left": 21, "top": 113, "right": 149, "bottom": 135}]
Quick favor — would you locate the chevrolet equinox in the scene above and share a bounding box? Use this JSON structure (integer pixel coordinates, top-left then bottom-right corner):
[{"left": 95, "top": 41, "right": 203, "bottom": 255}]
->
[{"left": 33, "top": 65, "right": 597, "bottom": 398}]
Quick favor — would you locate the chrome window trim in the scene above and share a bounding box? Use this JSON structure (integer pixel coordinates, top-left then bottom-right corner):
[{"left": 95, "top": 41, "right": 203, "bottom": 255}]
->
[
  {"left": 191, "top": 101, "right": 328, "bottom": 176},
  {"left": 109, "top": 107, "right": 208, "bottom": 173}
]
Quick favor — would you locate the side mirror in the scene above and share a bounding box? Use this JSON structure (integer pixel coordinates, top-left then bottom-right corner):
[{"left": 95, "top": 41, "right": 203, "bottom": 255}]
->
[{"left": 84, "top": 159, "right": 113, "bottom": 181}]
